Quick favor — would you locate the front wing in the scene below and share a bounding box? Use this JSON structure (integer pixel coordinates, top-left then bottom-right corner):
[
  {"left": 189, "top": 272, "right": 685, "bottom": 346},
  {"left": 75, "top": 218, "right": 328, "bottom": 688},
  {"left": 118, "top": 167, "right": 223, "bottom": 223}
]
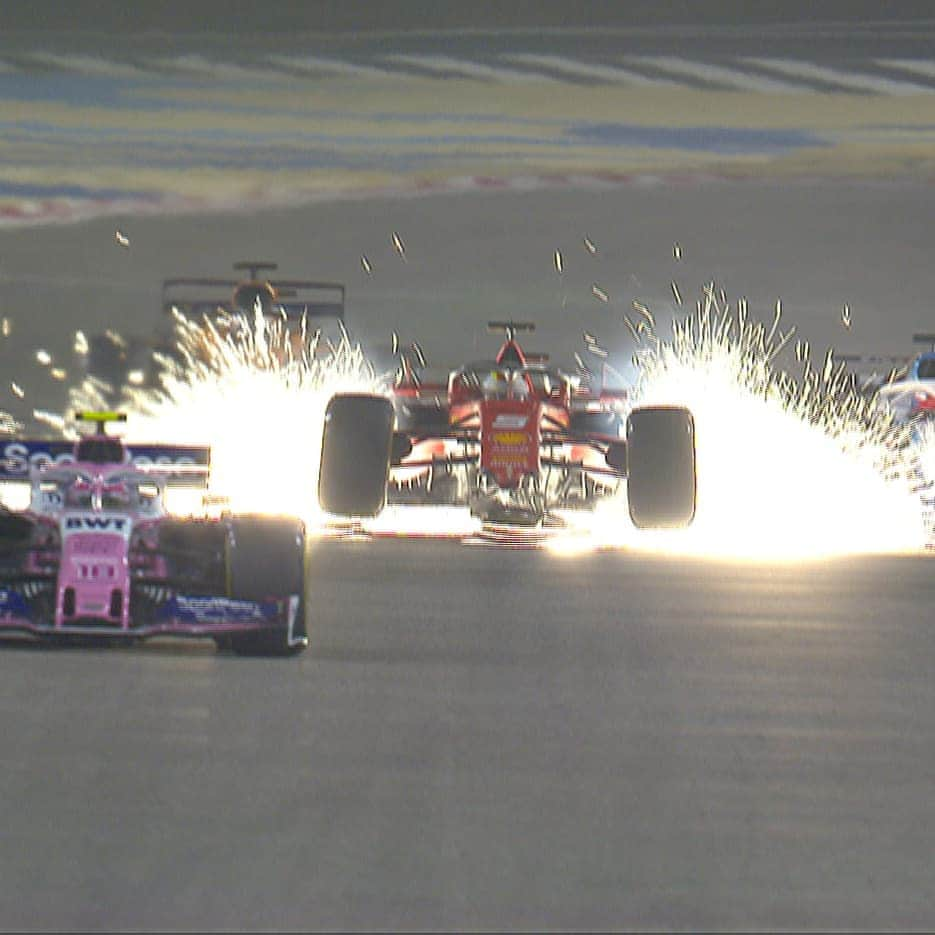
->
[{"left": 0, "top": 584, "right": 302, "bottom": 643}]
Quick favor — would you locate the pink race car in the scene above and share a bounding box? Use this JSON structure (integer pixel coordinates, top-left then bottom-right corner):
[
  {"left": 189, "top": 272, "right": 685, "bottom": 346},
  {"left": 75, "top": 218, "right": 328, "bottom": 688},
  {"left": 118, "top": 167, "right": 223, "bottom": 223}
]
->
[{"left": 0, "top": 413, "right": 306, "bottom": 655}]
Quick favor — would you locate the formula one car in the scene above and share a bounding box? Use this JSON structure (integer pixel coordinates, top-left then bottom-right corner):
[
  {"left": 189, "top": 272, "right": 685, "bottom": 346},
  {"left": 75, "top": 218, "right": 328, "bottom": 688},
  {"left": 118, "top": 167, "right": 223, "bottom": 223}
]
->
[
  {"left": 316, "top": 322, "right": 697, "bottom": 529},
  {"left": 0, "top": 412, "right": 306, "bottom": 654},
  {"left": 80, "top": 261, "right": 346, "bottom": 404},
  {"left": 870, "top": 333, "right": 935, "bottom": 425}
]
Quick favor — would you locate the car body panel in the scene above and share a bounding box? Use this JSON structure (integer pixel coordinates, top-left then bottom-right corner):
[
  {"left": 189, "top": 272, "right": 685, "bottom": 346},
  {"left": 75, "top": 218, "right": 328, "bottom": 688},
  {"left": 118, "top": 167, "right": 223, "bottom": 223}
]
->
[{"left": 387, "top": 323, "right": 629, "bottom": 519}]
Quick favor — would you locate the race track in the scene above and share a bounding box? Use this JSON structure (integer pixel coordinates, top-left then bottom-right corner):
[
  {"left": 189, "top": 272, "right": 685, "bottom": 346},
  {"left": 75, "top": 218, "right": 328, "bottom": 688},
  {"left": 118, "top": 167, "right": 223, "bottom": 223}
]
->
[
  {"left": 3, "top": 5, "right": 935, "bottom": 929},
  {"left": 0, "top": 182, "right": 933, "bottom": 932}
]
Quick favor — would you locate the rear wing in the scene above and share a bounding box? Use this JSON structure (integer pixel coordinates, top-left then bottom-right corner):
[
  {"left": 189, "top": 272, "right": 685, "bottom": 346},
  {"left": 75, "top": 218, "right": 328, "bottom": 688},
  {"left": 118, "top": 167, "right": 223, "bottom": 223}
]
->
[
  {"left": 162, "top": 277, "right": 345, "bottom": 323},
  {"left": 0, "top": 441, "right": 211, "bottom": 487},
  {"left": 488, "top": 320, "right": 535, "bottom": 339}
]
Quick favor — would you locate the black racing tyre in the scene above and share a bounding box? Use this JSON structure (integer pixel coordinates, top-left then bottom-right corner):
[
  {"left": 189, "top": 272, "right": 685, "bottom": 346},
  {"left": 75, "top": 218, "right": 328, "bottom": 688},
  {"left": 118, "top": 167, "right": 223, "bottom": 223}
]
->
[
  {"left": 226, "top": 515, "right": 307, "bottom": 657},
  {"left": 0, "top": 512, "right": 34, "bottom": 576},
  {"left": 156, "top": 520, "right": 227, "bottom": 591},
  {"left": 626, "top": 406, "right": 696, "bottom": 529},
  {"left": 318, "top": 393, "right": 394, "bottom": 517}
]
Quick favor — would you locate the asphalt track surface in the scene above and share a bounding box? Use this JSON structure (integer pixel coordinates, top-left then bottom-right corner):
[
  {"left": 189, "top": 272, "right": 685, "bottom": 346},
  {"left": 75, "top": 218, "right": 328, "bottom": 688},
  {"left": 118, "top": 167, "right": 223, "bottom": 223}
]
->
[{"left": 1, "top": 541, "right": 934, "bottom": 932}]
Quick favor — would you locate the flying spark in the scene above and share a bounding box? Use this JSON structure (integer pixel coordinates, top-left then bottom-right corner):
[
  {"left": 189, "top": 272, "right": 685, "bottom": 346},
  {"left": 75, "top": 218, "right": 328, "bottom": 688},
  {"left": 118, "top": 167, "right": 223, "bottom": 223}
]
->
[
  {"left": 360, "top": 255, "right": 372, "bottom": 274},
  {"left": 591, "top": 284, "right": 609, "bottom": 303},
  {"left": 580, "top": 284, "right": 926, "bottom": 560},
  {"left": 583, "top": 237, "right": 597, "bottom": 255},
  {"left": 115, "top": 230, "right": 130, "bottom": 248},
  {"left": 673, "top": 242, "right": 682, "bottom": 260},
  {"left": 632, "top": 301, "right": 655, "bottom": 329},
  {"left": 74, "top": 331, "right": 89, "bottom": 355},
  {"left": 36, "top": 350, "right": 51, "bottom": 366},
  {"left": 671, "top": 281, "right": 682, "bottom": 305},
  {"left": 392, "top": 231, "right": 406, "bottom": 261},
  {"left": 841, "top": 304, "right": 852, "bottom": 329},
  {"left": 1, "top": 319, "right": 10, "bottom": 338},
  {"left": 104, "top": 329, "right": 127, "bottom": 349},
  {"left": 554, "top": 250, "right": 563, "bottom": 274},
  {"left": 10, "top": 383, "right": 23, "bottom": 399}
]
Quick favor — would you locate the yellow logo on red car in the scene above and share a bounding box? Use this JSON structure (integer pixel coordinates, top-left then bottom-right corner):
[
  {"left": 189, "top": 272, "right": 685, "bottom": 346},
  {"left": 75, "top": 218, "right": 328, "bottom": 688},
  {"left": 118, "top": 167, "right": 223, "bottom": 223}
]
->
[{"left": 493, "top": 431, "right": 527, "bottom": 447}]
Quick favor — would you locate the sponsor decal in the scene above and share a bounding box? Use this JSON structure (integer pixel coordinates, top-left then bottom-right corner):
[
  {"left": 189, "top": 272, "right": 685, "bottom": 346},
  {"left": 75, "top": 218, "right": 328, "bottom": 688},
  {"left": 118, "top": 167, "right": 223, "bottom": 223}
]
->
[
  {"left": 491, "top": 414, "right": 528, "bottom": 429},
  {"left": 64, "top": 515, "right": 128, "bottom": 532},
  {"left": 160, "top": 594, "right": 279, "bottom": 625},
  {"left": 493, "top": 431, "right": 528, "bottom": 447},
  {"left": 0, "top": 587, "right": 29, "bottom": 617},
  {"left": 1, "top": 441, "right": 74, "bottom": 476},
  {"left": 0, "top": 442, "right": 209, "bottom": 479},
  {"left": 489, "top": 454, "right": 529, "bottom": 469},
  {"left": 62, "top": 514, "right": 132, "bottom": 540}
]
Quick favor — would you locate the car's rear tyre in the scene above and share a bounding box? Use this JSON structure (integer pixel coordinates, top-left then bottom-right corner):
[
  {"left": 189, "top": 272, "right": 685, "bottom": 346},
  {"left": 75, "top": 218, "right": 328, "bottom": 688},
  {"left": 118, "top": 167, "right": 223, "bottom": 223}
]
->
[
  {"left": 626, "top": 406, "right": 696, "bottom": 528},
  {"left": 226, "top": 515, "right": 307, "bottom": 657},
  {"left": 318, "top": 393, "right": 394, "bottom": 517}
]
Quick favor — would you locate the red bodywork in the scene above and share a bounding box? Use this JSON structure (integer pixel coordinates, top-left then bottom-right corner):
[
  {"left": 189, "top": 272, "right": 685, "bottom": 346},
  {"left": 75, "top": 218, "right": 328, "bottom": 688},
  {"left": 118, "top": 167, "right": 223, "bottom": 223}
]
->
[{"left": 389, "top": 325, "right": 628, "bottom": 510}]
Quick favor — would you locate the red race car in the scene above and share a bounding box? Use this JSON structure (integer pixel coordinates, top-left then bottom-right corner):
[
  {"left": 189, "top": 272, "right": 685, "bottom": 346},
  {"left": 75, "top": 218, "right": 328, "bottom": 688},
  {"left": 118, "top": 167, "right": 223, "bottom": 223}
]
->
[{"left": 318, "top": 322, "right": 697, "bottom": 530}]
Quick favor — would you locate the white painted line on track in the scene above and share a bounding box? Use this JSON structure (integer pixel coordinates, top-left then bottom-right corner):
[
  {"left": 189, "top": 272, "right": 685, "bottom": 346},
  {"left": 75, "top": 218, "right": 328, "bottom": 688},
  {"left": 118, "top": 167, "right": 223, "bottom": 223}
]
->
[
  {"left": 743, "top": 57, "right": 935, "bottom": 95},
  {"left": 505, "top": 53, "right": 680, "bottom": 87},
  {"left": 267, "top": 54, "right": 401, "bottom": 80},
  {"left": 153, "top": 55, "right": 291, "bottom": 82},
  {"left": 875, "top": 58, "right": 935, "bottom": 81},
  {"left": 383, "top": 53, "right": 557, "bottom": 83},
  {"left": 22, "top": 52, "right": 150, "bottom": 78},
  {"left": 623, "top": 55, "right": 813, "bottom": 94}
]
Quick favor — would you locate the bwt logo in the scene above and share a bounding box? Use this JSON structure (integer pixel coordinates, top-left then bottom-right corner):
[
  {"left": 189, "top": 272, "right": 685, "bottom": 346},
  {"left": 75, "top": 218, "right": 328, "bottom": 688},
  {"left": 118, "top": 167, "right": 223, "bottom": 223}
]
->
[{"left": 65, "top": 516, "right": 128, "bottom": 532}]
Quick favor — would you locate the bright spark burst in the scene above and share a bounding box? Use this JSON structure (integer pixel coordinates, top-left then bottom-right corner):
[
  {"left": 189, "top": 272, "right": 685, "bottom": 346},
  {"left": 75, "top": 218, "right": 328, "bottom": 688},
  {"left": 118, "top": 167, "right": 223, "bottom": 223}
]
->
[
  {"left": 48, "top": 282, "right": 935, "bottom": 561},
  {"left": 65, "top": 307, "right": 383, "bottom": 524},
  {"left": 581, "top": 283, "right": 927, "bottom": 560}
]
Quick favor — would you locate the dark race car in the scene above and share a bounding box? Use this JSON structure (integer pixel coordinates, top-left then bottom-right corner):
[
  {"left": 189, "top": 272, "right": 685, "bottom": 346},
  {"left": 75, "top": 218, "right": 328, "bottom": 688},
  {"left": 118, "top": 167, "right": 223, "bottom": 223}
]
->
[{"left": 79, "top": 260, "right": 346, "bottom": 403}]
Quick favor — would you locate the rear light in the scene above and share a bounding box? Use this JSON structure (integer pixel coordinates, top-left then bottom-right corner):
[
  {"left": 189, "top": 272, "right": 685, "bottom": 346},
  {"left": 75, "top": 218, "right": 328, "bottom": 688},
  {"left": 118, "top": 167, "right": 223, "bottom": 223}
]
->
[
  {"left": 912, "top": 390, "right": 935, "bottom": 412},
  {"left": 109, "top": 590, "right": 123, "bottom": 619}
]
